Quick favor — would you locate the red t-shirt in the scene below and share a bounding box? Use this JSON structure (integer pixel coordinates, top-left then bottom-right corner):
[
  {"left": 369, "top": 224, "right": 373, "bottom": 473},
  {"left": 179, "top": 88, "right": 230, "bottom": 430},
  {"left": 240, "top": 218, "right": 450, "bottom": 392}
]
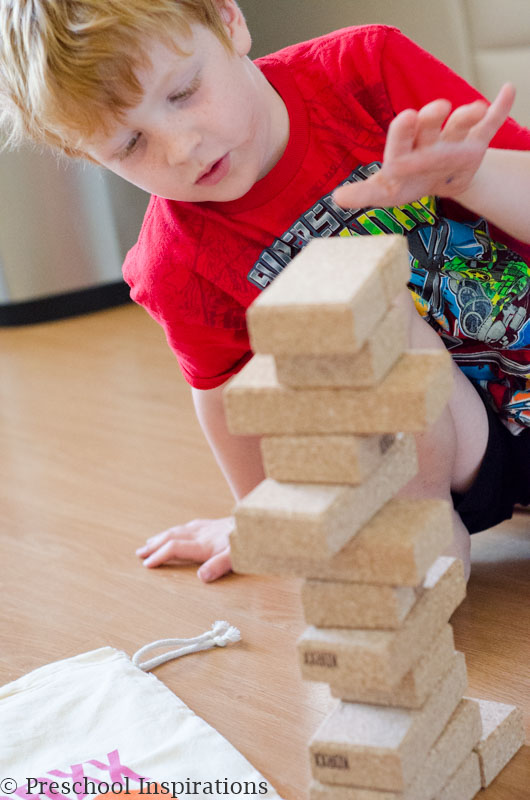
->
[{"left": 123, "top": 25, "right": 530, "bottom": 394}]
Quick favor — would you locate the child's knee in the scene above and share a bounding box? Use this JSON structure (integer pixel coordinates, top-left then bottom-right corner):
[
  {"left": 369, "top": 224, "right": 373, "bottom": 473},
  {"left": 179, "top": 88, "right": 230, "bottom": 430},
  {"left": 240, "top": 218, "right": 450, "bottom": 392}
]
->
[
  {"left": 398, "top": 404, "right": 457, "bottom": 501},
  {"left": 393, "top": 288, "right": 489, "bottom": 495}
]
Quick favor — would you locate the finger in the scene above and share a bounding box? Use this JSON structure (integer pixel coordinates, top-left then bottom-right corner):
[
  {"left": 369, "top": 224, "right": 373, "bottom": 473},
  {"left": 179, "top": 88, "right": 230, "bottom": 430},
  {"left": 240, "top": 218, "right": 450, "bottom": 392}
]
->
[
  {"left": 136, "top": 534, "right": 171, "bottom": 557},
  {"left": 136, "top": 530, "right": 194, "bottom": 557},
  {"left": 441, "top": 99, "right": 489, "bottom": 142},
  {"left": 469, "top": 82, "right": 516, "bottom": 143},
  {"left": 383, "top": 108, "right": 418, "bottom": 161},
  {"left": 140, "top": 521, "right": 204, "bottom": 549},
  {"left": 414, "top": 99, "right": 452, "bottom": 148},
  {"left": 197, "top": 546, "right": 232, "bottom": 582},
  {"left": 142, "top": 539, "right": 206, "bottom": 567},
  {"left": 332, "top": 174, "right": 390, "bottom": 209}
]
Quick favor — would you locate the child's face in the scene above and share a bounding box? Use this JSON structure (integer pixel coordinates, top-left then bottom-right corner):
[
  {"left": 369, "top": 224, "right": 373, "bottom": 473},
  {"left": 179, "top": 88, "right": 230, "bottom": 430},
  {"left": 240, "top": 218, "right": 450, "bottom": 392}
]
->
[{"left": 85, "top": 5, "right": 289, "bottom": 202}]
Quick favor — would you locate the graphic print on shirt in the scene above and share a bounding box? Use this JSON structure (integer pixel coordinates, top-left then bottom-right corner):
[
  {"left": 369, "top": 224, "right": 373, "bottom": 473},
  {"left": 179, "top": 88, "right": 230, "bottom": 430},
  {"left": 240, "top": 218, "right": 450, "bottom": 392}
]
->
[
  {"left": 248, "top": 162, "right": 530, "bottom": 430},
  {"left": 247, "top": 162, "right": 437, "bottom": 290}
]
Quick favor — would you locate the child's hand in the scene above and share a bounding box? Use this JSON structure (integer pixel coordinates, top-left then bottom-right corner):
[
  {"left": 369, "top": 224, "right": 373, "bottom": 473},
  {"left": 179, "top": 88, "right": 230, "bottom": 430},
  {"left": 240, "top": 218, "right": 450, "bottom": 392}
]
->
[
  {"left": 136, "top": 516, "right": 234, "bottom": 582},
  {"left": 333, "top": 83, "right": 516, "bottom": 210}
]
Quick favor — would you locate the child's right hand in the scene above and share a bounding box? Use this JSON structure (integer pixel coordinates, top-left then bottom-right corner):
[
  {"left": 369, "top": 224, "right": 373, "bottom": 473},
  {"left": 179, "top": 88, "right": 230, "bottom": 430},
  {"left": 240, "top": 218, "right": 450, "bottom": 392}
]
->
[
  {"left": 136, "top": 516, "right": 234, "bottom": 582},
  {"left": 332, "top": 83, "right": 516, "bottom": 210}
]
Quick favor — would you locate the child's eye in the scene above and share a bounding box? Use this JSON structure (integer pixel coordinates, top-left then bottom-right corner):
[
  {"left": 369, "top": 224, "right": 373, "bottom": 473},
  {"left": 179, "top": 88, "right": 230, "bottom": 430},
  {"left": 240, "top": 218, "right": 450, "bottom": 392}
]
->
[
  {"left": 118, "top": 133, "right": 142, "bottom": 161},
  {"left": 168, "top": 74, "right": 201, "bottom": 104}
]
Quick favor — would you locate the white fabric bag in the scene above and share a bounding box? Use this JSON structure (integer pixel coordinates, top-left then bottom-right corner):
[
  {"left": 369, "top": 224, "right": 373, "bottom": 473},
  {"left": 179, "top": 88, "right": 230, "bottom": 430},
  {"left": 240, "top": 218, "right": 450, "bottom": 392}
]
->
[{"left": 0, "top": 624, "right": 283, "bottom": 799}]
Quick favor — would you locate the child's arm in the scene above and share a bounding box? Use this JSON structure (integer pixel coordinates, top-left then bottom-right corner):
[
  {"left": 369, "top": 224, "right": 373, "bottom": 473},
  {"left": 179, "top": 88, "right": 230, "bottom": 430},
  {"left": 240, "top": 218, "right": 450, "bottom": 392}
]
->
[
  {"left": 136, "top": 383, "right": 265, "bottom": 582},
  {"left": 455, "top": 147, "right": 530, "bottom": 243},
  {"left": 333, "top": 84, "right": 530, "bottom": 244},
  {"left": 191, "top": 382, "right": 266, "bottom": 503}
]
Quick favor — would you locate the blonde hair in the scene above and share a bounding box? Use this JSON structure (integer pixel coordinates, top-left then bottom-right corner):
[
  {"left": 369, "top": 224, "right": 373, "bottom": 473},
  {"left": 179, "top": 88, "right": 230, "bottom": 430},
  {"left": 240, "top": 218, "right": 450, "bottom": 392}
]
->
[{"left": 0, "top": 0, "right": 234, "bottom": 157}]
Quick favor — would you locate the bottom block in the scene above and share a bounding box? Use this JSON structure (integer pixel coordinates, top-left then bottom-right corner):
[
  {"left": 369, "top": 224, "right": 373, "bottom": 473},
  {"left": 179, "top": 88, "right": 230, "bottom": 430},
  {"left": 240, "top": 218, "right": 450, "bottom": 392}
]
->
[
  {"left": 309, "top": 653, "right": 467, "bottom": 792},
  {"left": 471, "top": 697, "right": 525, "bottom": 788},
  {"left": 434, "top": 752, "right": 481, "bottom": 800},
  {"left": 406, "top": 698, "right": 481, "bottom": 800},
  {"left": 309, "top": 696, "right": 481, "bottom": 800}
]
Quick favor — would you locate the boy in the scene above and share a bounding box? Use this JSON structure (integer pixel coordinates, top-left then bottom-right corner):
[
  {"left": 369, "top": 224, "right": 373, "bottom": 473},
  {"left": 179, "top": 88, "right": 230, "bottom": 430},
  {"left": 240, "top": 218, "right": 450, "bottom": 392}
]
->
[{"left": 1, "top": 0, "right": 529, "bottom": 582}]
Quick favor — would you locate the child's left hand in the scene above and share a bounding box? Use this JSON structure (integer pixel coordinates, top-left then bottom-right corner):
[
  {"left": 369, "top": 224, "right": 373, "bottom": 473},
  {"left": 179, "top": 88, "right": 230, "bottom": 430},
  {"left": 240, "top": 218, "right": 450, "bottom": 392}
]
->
[
  {"left": 136, "top": 516, "right": 234, "bottom": 582},
  {"left": 332, "top": 83, "right": 516, "bottom": 210}
]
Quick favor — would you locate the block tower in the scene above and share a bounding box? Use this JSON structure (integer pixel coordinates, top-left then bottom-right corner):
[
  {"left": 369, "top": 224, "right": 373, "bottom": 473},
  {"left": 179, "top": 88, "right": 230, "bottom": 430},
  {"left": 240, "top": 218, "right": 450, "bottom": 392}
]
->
[{"left": 223, "top": 235, "right": 525, "bottom": 799}]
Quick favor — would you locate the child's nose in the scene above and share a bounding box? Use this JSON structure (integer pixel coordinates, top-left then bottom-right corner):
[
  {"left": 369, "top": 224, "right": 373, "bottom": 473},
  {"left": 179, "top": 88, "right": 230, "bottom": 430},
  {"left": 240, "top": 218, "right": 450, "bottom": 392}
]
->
[{"left": 163, "top": 129, "right": 201, "bottom": 167}]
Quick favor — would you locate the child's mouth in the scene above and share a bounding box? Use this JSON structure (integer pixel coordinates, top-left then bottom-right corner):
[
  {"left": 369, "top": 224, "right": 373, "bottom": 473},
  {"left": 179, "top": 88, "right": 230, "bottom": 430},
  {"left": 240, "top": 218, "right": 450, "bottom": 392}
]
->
[{"left": 195, "top": 154, "right": 230, "bottom": 186}]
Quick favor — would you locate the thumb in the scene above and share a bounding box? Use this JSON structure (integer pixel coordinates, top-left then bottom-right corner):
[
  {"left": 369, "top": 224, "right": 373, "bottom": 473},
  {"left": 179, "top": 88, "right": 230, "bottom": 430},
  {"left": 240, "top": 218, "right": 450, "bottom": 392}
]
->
[
  {"left": 197, "top": 546, "right": 232, "bottom": 583},
  {"left": 332, "top": 180, "right": 376, "bottom": 210}
]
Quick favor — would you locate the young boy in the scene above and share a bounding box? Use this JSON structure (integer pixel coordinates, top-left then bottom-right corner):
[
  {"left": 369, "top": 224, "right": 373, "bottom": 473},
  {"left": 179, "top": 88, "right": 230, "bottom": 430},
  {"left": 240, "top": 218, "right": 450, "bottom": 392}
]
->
[{"left": 2, "top": 0, "right": 529, "bottom": 582}]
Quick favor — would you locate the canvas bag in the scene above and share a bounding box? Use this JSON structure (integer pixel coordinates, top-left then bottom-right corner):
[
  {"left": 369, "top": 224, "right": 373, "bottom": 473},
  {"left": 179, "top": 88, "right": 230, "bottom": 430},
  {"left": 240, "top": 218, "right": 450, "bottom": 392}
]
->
[{"left": 0, "top": 622, "right": 284, "bottom": 800}]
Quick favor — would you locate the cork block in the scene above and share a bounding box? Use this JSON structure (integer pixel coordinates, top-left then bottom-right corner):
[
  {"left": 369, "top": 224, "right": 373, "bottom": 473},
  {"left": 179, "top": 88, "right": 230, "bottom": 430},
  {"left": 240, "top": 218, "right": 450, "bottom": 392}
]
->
[
  {"left": 247, "top": 235, "right": 410, "bottom": 357},
  {"left": 234, "top": 434, "right": 417, "bottom": 560},
  {"left": 330, "top": 625, "right": 456, "bottom": 709},
  {"left": 434, "top": 752, "right": 481, "bottom": 800},
  {"left": 309, "top": 653, "right": 467, "bottom": 791},
  {"left": 223, "top": 350, "right": 452, "bottom": 436},
  {"left": 298, "top": 557, "right": 466, "bottom": 692},
  {"left": 261, "top": 432, "right": 398, "bottom": 485},
  {"left": 311, "top": 781, "right": 397, "bottom": 800},
  {"left": 230, "top": 497, "right": 452, "bottom": 586},
  {"left": 309, "top": 697, "right": 482, "bottom": 800},
  {"left": 275, "top": 304, "right": 408, "bottom": 388},
  {"left": 471, "top": 697, "right": 525, "bottom": 788},
  {"left": 301, "top": 578, "right": 416, "bottom": 630},
  {"left": 406, "top": 698, "right": 482, "bottom": 800}
]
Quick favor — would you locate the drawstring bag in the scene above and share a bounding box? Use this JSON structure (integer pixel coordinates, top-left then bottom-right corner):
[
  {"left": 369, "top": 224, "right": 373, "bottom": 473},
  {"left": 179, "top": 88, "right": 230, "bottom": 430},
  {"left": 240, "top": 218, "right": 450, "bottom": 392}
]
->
[{"left": 0, "top": 622, "right": 283, "bottom": 799}]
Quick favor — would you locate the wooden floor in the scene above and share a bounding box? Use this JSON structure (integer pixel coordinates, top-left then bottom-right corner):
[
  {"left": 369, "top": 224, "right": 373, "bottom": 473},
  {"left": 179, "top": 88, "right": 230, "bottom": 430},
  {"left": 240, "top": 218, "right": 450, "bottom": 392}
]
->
[{"left": 0, "top": 304, "right": 528, "bottom": 799}]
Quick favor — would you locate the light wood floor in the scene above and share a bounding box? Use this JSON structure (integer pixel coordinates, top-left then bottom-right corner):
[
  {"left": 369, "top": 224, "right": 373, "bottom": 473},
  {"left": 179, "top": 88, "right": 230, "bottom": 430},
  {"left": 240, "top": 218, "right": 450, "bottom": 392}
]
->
[{"left": 0, "top": 304, "right": 528, "bottom": 799}]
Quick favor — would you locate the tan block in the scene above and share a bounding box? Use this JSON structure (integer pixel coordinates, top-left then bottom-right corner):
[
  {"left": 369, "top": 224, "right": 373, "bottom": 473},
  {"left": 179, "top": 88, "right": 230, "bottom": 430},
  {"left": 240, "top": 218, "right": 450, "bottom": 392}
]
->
[
  {"left": 223, "top": 351, "right": 452, "bottom": 436},
  {"left": 247, "top": 235, "right": 410, "bottom": 356},
  {"left": 309, "top": 653, "right": 467, "bottom": 791},
  {"left": 302, "top": 578, "right": 416, "bottom": 630},
  {"left": 231, "top": 498, "right": 452, "bottom": 586},
  {"left": 407, "top": 698, "right": 482, "bottom": 800},
  {"left": 275, "top": 305, "right": 408, "bottom": 388},
  {"left": 298, "top": 557, "right": 466, "bottom": 692},
  {"left": 234, "top": 434, "right": 417, "bottom": 560},
  {"left": 309, "top": 697, "right": 482, "bottom": 800},
  {"left": 261, "top": 432, "right": 397, "bottom": 485},
  {"left": 434, "top": 752, "right": 481, "bottom": 800},
  {"left": 330, "top": 625, "right": 456, "bottom": 709},
  {"left": 470, "top": 697, "right": 525, "bottom": 788},
  {"left": 310, "top": 780, "right": 395, "bottom": 800},
  {"left": 310, "top": 781, "right": 397, "bottom": 800}
]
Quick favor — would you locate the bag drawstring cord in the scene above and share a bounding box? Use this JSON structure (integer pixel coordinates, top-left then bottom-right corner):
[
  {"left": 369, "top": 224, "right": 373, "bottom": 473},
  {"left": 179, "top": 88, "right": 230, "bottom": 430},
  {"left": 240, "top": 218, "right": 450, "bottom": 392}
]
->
[{"left": 132, "top": 621, "right": 241, "bottom": 671}]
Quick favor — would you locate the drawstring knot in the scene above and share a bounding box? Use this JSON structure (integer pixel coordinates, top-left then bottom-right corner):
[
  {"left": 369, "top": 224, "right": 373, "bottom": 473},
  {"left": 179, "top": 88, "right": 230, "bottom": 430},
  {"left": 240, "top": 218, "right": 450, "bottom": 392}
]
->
[{"left": 132, "top": 621, "right": 241, "bottom": 671}]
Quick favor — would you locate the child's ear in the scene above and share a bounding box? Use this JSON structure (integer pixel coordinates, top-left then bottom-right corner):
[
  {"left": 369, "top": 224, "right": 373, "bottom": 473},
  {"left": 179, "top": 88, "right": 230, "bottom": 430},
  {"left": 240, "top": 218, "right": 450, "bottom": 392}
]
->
[
  {"left": 219, "top": 5, "right": 231, "bottom": 24},
  {"left": 217, "top": 0, "right": 251, "bottom": 56}
]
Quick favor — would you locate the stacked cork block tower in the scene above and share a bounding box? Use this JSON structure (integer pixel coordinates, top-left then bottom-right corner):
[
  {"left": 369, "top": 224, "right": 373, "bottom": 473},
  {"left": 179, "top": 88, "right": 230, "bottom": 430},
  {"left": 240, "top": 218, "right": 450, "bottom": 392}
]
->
[{"left": 223, "top": 235, "right": 525, "bottom": 799}]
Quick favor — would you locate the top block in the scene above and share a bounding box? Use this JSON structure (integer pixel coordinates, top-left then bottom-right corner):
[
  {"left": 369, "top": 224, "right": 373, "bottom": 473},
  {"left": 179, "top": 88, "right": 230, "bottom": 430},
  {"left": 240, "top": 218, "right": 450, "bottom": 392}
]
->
[{"left": 247, "top": 235, "right": 410, "bottom": 356}]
